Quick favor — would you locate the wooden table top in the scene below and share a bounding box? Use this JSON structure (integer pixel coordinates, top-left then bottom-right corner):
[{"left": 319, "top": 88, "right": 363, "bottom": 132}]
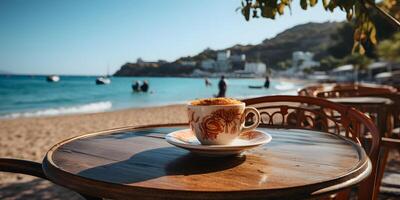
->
[
  {"left": 327, "top": 97, "right": 393, "bottom": 105},
  {"left": 43, "top": 124, "right": 371, "bottom": 200}
]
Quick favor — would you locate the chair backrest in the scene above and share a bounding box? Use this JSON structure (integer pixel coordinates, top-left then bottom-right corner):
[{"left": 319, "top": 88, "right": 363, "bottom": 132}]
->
[
  {"left": 299, "top": 83, "right": 397, "bottom": 98},
  {"left": 316, "top": 88, "right": 395, "bottom": 98},
  {"left": 332, "top": 83, "right": 398, "bottom": 92},
  {"left": 243, "top": 95, "right": 380, "bottom": 200},
  {"left": 310, "top": 84, "right": 399, "bottom": 130},
  {"left": 297, "top": 84, "right": 326, "bottom": 97},
  {"left": 301, "top": 83, "right": 398, "bottom": 127}
]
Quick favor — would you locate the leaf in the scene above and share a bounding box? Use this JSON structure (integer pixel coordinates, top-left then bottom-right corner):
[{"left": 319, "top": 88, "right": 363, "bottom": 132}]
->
[
  {"left": 346, "top": 9, "right": 353, "bottom": 21},
  {"left": 369, "top": 26, "right": 377, "bottom": 44},
  {"left": 351, "top": 41, "right": 366, "bottom": 55},
  {"left": 300, "top": 0, "right": 308, "bottom": 10},
  {"left": 278, "top": 3, "right": 285, "bottom": 15},
  {"left": 353, "top": 28, "right": 367, "bottom": 42},
  {"left": 309, "top": 0, "right": 317, "bottom": 7},
  {"left": 323, "top": 0, "right": 330, "bottom": 8},
  {"left": 262, "top": 5, "right": 276, "bottom": 19},
  {"left": 241, "top": 5, "right": 251, "bottom": 21},
  {"left": 353, "top": 28, "right": 361, "bottom": 41},
  {"left": 352, "top": 42, "right": 359, "bottom": 54},
  {"left": 328, "top": 0, "right": 336, "bottom": 12},
  {"left": 359, "top": 44, "right": 366, "bottom": 55}
]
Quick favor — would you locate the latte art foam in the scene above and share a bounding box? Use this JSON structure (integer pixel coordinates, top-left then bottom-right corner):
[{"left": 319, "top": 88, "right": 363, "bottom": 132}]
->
[{"left": 190, "top": 98, "right": 242, "bottom": 106}]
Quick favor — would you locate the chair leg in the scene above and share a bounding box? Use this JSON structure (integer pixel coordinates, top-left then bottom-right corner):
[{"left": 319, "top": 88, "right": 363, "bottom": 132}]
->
[{"left": 375, "top": 147, "right": 390, "bottom": 194}]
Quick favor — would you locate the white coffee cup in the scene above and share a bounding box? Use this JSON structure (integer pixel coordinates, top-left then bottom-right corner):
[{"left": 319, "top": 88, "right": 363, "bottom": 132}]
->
[{"left": 187, "top": 102, "right": 260, "bottom": 145}]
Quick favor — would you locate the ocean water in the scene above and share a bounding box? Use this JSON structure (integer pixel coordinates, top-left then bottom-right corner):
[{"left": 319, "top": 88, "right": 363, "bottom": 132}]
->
[{"left": 0, "top": 75, "right": 302, "bottom": 118}]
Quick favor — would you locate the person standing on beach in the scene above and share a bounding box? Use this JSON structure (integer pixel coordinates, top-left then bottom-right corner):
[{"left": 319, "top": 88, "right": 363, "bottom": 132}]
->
[
  {"left": 264, "top": 76, "right": 270, "bottom": 89},
  {"left": 217, "top": 75, "right": 227, "bottom": 97}
]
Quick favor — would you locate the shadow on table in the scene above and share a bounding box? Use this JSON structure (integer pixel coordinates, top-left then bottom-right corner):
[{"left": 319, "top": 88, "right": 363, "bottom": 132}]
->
[{"left": 77, "top": 147, "right": 246, "bottom": 184}]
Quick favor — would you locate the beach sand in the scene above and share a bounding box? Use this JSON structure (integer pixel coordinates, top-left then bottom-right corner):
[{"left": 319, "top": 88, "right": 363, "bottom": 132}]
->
[
  {"left": 1, "top": 104, "right": 399, "bottom": 199},
  {"left": 0, "top": 105, "right": 187, "bottom": 200}
]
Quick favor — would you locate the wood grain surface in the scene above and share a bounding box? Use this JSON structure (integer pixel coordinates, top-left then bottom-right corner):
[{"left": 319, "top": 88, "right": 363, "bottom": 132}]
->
[{"left": 43, "top": 124, "right": 371, "bottom": 200}]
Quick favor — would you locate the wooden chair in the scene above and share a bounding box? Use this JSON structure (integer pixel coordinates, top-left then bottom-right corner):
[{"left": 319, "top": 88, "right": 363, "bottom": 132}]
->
[
  {"left": 297, "top": 84, "right": 327, "bottom": 97},
  {"left": 300, "top": 83, "right": 400, "bottom": 196},
  {"left": 299, "top": 83, "right": 397, "bottom": 98},
  {"left": 300, "top": 83, "right": 398, "bottom": 135},
  {"left": 331, "top": 83, "right": 397, "bottom": 94},
  {"left": 315, "top": 88, "right": 400, "bottom": 196},
  {"left": 243, "top": 95, "right": 381, "bottom": 200},
  {"left": 0, "top": 158, "right": 101, "bottom": 200},
  {"left": 300, "top": 84, "right": 399, "bottom": 140}
]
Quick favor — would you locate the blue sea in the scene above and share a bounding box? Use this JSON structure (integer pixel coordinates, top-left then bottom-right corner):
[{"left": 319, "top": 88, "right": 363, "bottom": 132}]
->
[{"left": 0, "top": 75, "right": 302, "bottom": 118}]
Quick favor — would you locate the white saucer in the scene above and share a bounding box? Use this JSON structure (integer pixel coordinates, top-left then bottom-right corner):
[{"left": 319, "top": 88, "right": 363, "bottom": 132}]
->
[{"left": 165, "top": 129, "right": 272, "bottom": 156}]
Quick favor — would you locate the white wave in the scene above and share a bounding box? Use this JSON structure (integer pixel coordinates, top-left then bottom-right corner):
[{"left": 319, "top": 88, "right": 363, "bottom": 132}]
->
[
  {"left": 278, "top": 89, "right": 299, "bottom": 95},
  {"left": 274, "top": 82, "right": 295, "bottom": 91},
  {"left": 2, "top": 101, "right": 112, "bottom": 119}
]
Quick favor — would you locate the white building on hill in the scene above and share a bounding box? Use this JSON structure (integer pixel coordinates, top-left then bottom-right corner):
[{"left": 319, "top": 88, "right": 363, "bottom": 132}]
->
[
  {"left": 230, "top": 54, "right": 246, "bottom": 62},
  {"left": 215, "top": 60, "right": 232, "bottom": 72},
  {"left": 292, "top": 51, "right": 319, "bottom": 70},
  {"left": 217, "top": 50, "right": 231, "bottom": 61},
  {"left": 180, "top": 61, "right": 196, "bottom": 67},
  {"left": 245, "top": 62, "right": 267, "bottom": 74},
  {"left": 201, "top": 59, "right": 215, "bottom": 70},
  {"left": 200, "top": 50, "right": 246, "bottom": 72}
]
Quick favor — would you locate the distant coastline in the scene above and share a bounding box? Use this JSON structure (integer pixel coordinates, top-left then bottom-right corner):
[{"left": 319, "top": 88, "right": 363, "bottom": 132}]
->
[{"left": 113, "top": 22, "right": 341, "bottom": 77}]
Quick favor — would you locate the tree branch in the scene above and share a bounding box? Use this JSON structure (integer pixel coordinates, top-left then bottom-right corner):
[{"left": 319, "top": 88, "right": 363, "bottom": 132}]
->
[{"left": 363, "top": 0, "right": 400, "bottom": 28}]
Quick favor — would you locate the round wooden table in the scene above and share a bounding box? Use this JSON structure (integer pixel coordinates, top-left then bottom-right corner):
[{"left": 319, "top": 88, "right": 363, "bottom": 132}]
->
[{"left": 43, "top": 124, "right": 372, "bottom": 200}]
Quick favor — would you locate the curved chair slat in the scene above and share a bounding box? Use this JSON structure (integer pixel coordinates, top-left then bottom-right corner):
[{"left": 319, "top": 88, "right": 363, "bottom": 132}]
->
[
  {"left": 0, "top": 158, "right": 47, "bottom": 180},
  {"left": 0, "top": 158, "right": 102, "bottom": 200}
]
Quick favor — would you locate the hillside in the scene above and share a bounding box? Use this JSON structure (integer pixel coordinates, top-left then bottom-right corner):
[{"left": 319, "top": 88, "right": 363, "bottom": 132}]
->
[
  {"left": 228, "top": 22, "right": 342, "bottom": 66},
  {"left": 114, "top": 21, "right": 343, "bottom": 76}
]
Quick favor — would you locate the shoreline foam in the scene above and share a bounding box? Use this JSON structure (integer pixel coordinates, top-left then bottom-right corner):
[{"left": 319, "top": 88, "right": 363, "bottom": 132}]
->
[{"left": 0, "top": 101, "right": 113, "bottom": 119}]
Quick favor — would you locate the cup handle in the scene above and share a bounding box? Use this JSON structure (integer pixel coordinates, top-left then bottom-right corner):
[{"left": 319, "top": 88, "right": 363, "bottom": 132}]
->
[{"left": 242, "top": 107, "right": 260, "bottom": 132}]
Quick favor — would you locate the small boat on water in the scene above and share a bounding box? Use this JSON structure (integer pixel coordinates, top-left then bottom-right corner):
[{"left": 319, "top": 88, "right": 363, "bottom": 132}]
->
[
  {"left": 248, "top": 85, "right": 263, "bottom": 89},
  {"left": 96, "top": 76, "right": 111, "bottom": 85},
  {"left": 46, "top": 75, "right": 60, "bottom": 82}
]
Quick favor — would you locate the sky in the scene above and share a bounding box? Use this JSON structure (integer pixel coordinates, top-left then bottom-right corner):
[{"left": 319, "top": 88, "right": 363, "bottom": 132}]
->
[{"left": 0, "top": 0, "right": 346, "bottom": 75}]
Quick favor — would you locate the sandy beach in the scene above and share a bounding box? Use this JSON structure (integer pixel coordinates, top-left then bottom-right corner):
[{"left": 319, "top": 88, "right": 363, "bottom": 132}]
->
[{"left": 0, "top": 105, "right": 187, "bottom": 200}]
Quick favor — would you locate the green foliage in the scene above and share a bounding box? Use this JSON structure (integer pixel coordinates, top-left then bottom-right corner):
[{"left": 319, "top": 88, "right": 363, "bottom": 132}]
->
[
  {"left": 314, "top": 56, "right": 343, "bottom": 71},
  {"left": 327, "top": 23, "right": 355, "bottom": 58},
  {"left": 327, "top": 7, "right": 398, "bottom": 60},
  {"left": 302, "top": 67, "right": 314, "bottom": 74},
  {"left": 276, "top": 59, "right": 292, "bottom": 70},
  {"left": 343, "top": 53, "right": 372, "bottom": 70},
  {"left": 377, "top": 32, "right": 400, "bottom": 62},
  {"left": 241, "top": 0, "right": 382, "bottom": 55}
]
